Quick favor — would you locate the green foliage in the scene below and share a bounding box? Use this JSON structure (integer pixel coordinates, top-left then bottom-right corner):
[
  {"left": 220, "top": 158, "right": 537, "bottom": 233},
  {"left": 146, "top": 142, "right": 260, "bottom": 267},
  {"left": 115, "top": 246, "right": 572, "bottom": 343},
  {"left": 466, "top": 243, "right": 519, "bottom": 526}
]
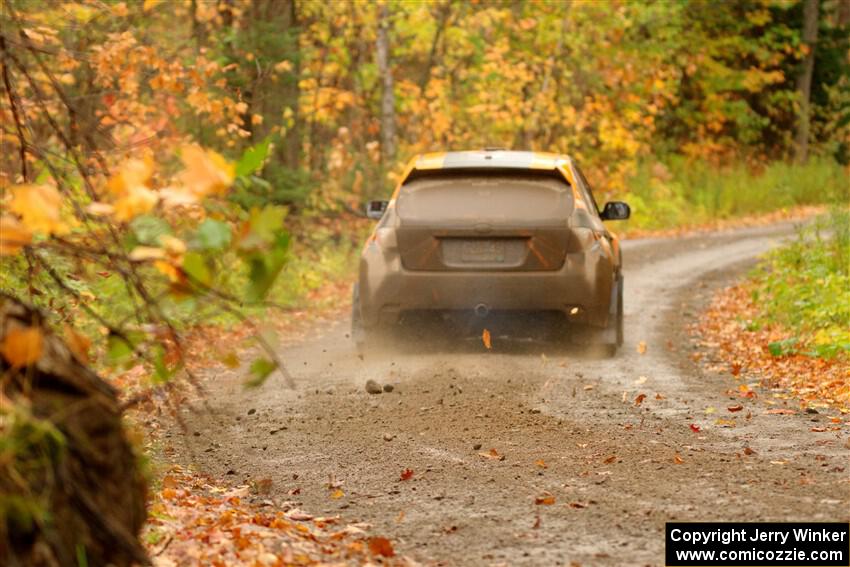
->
[
  {"left": 620, "top": 158, "right": 846, "bottom": 231},
  {"left": 752, "top": 208, "right": 850, "bottom": 358},
  {"left": 235, "top": 138, "right": 272, "bottom": 178},
  {"left": 247, "top": 357, "right": 277, "bottom": 387}
]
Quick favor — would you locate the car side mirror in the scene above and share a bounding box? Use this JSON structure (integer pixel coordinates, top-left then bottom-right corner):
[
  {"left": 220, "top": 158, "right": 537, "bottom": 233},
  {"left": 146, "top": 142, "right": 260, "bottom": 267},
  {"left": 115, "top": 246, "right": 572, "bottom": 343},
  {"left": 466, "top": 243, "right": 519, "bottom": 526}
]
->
[
  {"left": 365, "top": 200, "right": 389, "bottom": 220},
  {"left": 600, "top": 201, "right": 630, "bottom": 221}
]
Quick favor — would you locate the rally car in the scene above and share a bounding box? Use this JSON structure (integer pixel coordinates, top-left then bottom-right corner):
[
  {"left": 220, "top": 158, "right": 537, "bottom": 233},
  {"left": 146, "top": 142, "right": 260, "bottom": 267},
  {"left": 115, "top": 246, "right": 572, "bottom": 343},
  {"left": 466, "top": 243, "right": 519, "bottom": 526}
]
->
[{"left": 352, "top": 149, "right": 630, "bottom": 354}]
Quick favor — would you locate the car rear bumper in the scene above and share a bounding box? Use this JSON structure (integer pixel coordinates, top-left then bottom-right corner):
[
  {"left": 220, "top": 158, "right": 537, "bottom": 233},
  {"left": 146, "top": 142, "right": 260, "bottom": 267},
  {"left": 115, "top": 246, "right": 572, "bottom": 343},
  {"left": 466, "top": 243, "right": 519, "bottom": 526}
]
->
[{"left": 358, "top": 243, "right": 616, "bottom": 329}]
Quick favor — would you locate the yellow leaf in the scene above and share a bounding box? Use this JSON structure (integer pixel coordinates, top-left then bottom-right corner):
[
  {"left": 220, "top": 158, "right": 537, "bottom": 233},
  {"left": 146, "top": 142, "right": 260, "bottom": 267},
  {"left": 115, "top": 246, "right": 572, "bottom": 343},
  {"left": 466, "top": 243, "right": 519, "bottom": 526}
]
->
[
  {"left": 159, "top": 235, "right": 186, "bottom": 257},
  {"left": 86, "top": 202, "right": 115, "bottom": 216},
  {"left": 636, "top": 341, "right": 647, "bottom": 354},
  {"left": 0, "top": 327, "right": 44, "bottom": 367},
  {"left": 143, "top": 0, "right": 162, "bottom": 11},
  {"left": 129, "top": 246, "right": 166, "bottom": 261},
  {"left": 113, "top": 186, "right": 158, "bottom": 221},
  {"left": 9, "top": 184, "right": 69, "bottom": 235},
  {"left": 0, "top": 215, "right": 32, "bottom": 255},
  {"left": 107, "top": 158, "right": 154, "bottom": 198},
  {"left": 179, "top": 145, "right": 235, "bottom": 198},
  {"left": 274, "top": 60, "right": 293, "bottom": 73},
  {"left": 329, "top": 489, "right": 344, "bottom": 499}
]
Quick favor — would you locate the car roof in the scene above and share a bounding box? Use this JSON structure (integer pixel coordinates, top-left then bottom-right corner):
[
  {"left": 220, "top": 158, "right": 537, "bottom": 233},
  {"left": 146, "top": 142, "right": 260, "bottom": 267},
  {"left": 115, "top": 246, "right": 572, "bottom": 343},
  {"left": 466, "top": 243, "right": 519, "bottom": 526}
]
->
[{"left": 409, "top": 150, "right": 574, "bottom": 173}]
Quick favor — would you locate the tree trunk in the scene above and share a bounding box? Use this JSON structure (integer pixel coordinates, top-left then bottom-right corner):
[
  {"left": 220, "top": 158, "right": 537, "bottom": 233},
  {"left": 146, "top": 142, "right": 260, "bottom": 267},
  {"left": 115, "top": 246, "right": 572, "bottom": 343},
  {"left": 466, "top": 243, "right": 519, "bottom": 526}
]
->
[
  {"left": 837, "top": 0, "right": 850, "bottom": 28},
  {"left": 793, "top": 0, "right": 819, "bottom": 164},
  {"left": 376, "top": 2, "right": 396, "bottom": 166},
  {"left": 0, "top": 295, "right": 148, "bottom": 567},
  {"left": 276, "top": 0, "right": 302, "bottom": 171}
]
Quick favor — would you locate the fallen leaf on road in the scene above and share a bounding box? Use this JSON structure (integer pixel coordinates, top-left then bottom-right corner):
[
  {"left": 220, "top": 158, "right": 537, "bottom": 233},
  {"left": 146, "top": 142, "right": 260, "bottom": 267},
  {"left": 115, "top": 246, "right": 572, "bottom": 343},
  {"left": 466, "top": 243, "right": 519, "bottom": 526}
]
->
[
  {"left": 655, "top": 393, "right": 666, "bottom": 400},
  {"left": 770, "top": 460, "right": 787, "bottom": 465},
  {"left": 704, "top": 406, "right": 717, "bottom": 414},
  {"left": 673, "top": 453, "right": 684, "bottom": 464},
  {"left": 399, "top": 468, "right": 414, "bottom": 481},
  {"left": 482, "top": 328, "right": 491, "bottom": 349},
  {"left": 637, "top": 341, "right": 647, "bottom": 354},
  {"left": 689, "top": 423, "right": 701, "bottom": 433},
  {"left": 367, "top": 537, "right": 395, "bottom": 557},
  {"left": 727, "top": 404, "right": 744, "bottom": 412},
  {"left": 634, "top": 393, "right": 647, "bottom": 406},
  {"left": 603, "top": 455, "right": 617, "bottom": 464},
  {"left": 329, "top": 489, "right": 344, "bottom": 499},
  {"left": 535, "top": 493, "right": 556, "bottom": 505},
  {"left": 534, "top": 459, "right": 548, "bottom": 469},
  {"left": 635, "top": 376, "right": 648, "bottom": 385},
  {"left": 743, "top": 447, "right": 756, "bottom": 455},
  {"left": 479, "top": 448, "right": 505, "bottom": 461},
  {"left": 569, "top": 501, "right": 587, "bottom": 509},
  {"left": 583, "top": 384, "right": 594, "bottom": 391},
  {"left": 714, "top": 418, "right": 736, "bottom": 427},
  {"left": 810, "top": 427, "right": 827, "bottom": 432},
  {"left": 766, "top": 408, "right": 796, "bottom": 415}
]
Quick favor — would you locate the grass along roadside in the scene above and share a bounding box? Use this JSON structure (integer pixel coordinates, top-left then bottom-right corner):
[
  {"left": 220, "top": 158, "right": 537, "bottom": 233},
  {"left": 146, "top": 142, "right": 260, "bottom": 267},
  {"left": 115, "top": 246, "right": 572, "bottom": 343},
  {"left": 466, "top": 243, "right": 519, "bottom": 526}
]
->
[
  {"left": 618, "top": 158, "right": 847, "bottom": 233},
  {"left": 696, "top": 210, "right": 850, "bottom": 413}
]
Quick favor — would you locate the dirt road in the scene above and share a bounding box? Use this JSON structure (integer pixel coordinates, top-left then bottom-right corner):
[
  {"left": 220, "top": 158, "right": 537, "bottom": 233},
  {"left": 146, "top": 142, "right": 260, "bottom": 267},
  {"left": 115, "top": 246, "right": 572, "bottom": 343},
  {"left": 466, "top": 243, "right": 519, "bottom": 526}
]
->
[{"left": 176, "top": 222, "right": 850, "bottom": 566}]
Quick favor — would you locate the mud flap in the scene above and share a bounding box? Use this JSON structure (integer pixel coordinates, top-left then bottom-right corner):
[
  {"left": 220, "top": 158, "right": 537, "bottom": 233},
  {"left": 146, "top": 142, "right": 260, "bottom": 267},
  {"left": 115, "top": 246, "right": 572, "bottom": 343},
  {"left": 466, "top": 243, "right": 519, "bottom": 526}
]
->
[
  {"left": 569, "top": 274, "right": 621, "bottom": 354},
  {"left": 351, "top": 283, "right": 366, "bottom": 349}
]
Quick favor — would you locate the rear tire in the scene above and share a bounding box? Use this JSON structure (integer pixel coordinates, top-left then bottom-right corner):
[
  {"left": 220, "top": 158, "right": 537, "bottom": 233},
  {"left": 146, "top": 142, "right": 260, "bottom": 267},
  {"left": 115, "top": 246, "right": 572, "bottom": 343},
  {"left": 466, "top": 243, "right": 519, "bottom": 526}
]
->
[{"left": 597, "top": 274, "right": 624, "bottom": 357}]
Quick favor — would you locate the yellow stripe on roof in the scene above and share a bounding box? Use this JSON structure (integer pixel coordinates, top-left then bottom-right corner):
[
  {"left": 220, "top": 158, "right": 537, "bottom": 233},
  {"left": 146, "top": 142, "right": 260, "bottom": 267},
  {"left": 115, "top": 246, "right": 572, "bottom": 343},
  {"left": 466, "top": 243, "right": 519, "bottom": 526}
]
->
[
  {"left": 416, "top": 152, "right": 447, "bottom": 170},
  {"left": 529, "top": 152, "right": 560, "bottom": 169}
]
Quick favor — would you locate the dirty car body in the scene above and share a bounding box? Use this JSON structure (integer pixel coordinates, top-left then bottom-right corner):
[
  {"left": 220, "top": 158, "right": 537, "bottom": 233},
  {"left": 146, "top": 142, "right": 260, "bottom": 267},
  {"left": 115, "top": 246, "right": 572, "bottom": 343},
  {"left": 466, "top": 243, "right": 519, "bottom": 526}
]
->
[{"left": 353, "top": 150, "right": 630, "bottom": 352}]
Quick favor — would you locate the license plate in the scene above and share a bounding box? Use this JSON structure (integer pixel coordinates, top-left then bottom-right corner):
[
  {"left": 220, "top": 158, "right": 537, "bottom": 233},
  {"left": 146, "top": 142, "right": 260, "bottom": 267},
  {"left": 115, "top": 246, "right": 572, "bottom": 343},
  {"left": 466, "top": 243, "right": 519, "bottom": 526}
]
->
[{"left": 461, "top": 239, "right": 504, "bottom": 263}]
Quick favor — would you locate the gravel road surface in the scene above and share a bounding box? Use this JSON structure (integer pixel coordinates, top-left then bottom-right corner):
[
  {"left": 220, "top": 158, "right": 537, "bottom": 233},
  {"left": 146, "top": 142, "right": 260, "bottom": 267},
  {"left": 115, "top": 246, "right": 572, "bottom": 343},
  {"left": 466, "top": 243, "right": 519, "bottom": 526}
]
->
[{"left": 175, "top": 222, "right": 850, "bottom": 566}]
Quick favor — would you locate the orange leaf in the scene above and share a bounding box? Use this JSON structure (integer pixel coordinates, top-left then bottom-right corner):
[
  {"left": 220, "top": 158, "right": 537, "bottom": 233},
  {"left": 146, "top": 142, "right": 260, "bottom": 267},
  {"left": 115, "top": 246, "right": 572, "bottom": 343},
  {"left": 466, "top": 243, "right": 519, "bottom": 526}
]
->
[
  {"left": 179, "top": 144, "right": 235, "bottom": 198},
  {"left": 634, "top": 393, "right": 647, "bottom": 406},
  {"left": 399, "top": 468, "right": 414, "bottom": 481},
  {"left": 367, "top": 536, "right": 395, "bottom": 557},
  {"left": 535, "top": 493, "right": 555, "bottom": 505},
  {"left": 727, "top": 404, "right": 744, "bottom": 412},
  {"left": 64, "top": 325, "right": 91, "bottom": 364},
  {"left": 673, "top": 453, "right": 684, "bottom": 464},
  {"left": 534, "top": 459, "right": 548, "bottom": 469},
  {"left": 0, "top": 215, "right": 32, "bottom": 255},
  {"left": 636, "top": 341, "right": 647, "bottom": 354},
  {"left": 479, "top": 448, "right": 505, "bottom": 461},
  {"left": 0, "top": 327, "right": 44, "bottom": 367},
  {"left": 482, "top": 328, "right": 491, "bottom": 350}
]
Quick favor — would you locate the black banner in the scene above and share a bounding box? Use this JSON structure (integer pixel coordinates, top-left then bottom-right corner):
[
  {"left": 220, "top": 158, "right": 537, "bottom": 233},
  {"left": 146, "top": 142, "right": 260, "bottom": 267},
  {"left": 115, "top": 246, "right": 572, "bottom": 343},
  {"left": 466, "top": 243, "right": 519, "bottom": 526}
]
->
[{"left": 666, "top": 522, "right": 849, "bottom": 566}]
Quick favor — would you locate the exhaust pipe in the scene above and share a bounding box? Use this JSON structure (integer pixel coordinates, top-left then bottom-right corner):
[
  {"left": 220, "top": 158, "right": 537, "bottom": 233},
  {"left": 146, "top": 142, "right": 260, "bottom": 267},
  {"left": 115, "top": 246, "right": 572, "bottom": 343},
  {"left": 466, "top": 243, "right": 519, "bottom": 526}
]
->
[{"left": 474, "top": 303, "right": 490, "bottom": 318}]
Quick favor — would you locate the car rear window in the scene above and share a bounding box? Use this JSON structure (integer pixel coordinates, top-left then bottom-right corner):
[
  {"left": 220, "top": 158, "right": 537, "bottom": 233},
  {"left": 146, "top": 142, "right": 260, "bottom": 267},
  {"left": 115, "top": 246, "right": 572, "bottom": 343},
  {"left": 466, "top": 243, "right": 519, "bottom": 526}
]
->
[{"left": 397, "top": 172, "right": 573, "bottom": 225}]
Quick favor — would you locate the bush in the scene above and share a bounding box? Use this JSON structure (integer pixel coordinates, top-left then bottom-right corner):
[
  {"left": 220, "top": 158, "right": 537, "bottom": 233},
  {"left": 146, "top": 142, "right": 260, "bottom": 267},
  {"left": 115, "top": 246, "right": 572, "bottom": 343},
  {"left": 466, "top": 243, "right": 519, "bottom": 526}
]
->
[{"left": 750, "top": 208, "right": 850, "bottom": 358}]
